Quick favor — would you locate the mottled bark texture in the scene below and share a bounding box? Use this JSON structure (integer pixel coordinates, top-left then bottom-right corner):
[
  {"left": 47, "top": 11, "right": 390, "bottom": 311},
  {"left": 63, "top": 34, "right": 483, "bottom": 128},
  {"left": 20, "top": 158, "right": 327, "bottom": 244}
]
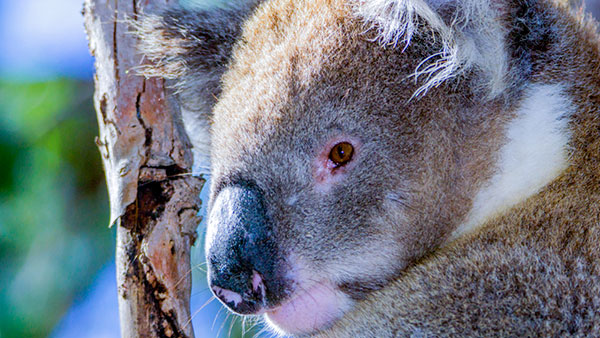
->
[{"left": 83, "top": 0, "right": 204, "bottom": 337}]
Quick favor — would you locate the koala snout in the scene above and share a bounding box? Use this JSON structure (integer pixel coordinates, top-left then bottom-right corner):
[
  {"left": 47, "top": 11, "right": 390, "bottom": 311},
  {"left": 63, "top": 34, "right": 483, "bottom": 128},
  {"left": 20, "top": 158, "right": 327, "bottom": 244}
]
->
[
  {"left": 205, "top": 183, "right": 283, "bottom": 315},
  {"left": 210, "top": 270, "right": 267, "bottom": 315}
]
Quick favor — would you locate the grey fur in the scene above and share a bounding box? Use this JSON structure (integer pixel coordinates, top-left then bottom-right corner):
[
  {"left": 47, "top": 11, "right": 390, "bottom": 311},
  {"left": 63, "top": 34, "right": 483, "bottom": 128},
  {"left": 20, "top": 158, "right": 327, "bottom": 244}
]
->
[{"left": 136, "top": 0, "right": 600, "bottom": 336}]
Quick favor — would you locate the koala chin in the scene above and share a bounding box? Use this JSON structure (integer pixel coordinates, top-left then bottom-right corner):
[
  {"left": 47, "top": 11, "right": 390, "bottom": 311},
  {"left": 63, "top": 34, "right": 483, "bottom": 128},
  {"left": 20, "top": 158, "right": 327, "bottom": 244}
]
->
[{"left": 137, "top": 0, "right": 600, "bottom": 336}]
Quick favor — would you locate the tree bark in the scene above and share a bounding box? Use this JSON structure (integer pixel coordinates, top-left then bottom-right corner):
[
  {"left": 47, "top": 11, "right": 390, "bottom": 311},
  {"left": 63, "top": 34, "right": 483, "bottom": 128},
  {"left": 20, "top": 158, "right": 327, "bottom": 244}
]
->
[{"left": 83, "top": 1, "right": 204, "bottom": 337}]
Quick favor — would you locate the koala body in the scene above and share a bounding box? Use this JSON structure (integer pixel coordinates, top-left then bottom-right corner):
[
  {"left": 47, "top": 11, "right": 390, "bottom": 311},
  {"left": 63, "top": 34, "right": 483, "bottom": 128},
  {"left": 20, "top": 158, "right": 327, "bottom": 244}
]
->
[{"left": 137, "top": 0, "right": 600, "bottom": 336}]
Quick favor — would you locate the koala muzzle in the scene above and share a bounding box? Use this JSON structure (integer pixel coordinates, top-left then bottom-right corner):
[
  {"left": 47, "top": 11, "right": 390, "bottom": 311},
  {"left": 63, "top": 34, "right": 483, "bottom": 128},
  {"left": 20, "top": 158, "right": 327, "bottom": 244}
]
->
[{"left": 206, "top": 183, "right": 281, "bottom": 315}]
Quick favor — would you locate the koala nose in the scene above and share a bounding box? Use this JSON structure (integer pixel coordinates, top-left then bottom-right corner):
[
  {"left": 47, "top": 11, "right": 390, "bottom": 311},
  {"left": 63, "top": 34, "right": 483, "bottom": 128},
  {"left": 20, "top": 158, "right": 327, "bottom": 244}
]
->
[
  {"left": 210, "top": 270, "right": 267, "bottom": 315},
  {"left": 205, "top": 183, "right": 279, "bottom": 315}
]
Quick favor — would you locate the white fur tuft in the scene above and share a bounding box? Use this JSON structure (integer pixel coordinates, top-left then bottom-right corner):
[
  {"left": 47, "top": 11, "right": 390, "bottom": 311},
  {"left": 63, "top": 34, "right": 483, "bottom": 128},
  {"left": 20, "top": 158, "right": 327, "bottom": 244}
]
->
[
  {"left": 353, "top": 0, "right": 507, "bottom": 98},
  {"left": 354, "top": 0, "right": 447, "bottom": 47},
  {"left": 452, "top": 84, "right": 573, "bottom": 239}
]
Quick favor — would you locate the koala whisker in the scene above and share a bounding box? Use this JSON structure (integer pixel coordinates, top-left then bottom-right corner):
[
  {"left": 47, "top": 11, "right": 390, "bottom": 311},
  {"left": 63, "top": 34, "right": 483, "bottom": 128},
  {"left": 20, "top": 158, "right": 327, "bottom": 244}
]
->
[
  {"left": 252, "top": 325, "right": 271, "bottom": 338},
  {"left": 244, "top": 316, "right": 262, "bottom": 337},
  {"left": 190, "top": 287, "right": 212, "bottom": 300},
  {"left": 184, "top": 295, "right": 216, "bottom": 330},
  {"left": 227, "top": 313, "right": 238, "bottom": 338},
  {"left": 242, "top": 316, "right": 248, "bottom": 337},
  {"left": 172, "top": 263, "right": 209, "bottom": 290},
  {"left": 212, "top": 305, "right": 227, "bottom": 331},
  {"left": 217, "top": 311, "right": 233, "bottom": 338},
  {"left": 172, "top": 271, "right": 193, "bottom": 290},
  {"left": 191, "top": 263, "right": 207, "bottom": 274}
]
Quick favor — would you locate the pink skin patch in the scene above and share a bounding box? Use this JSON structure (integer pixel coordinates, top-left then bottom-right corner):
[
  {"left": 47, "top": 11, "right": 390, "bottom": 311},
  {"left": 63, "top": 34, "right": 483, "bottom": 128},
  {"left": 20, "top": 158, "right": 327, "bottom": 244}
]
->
[
  {"left": 265, "top": 279, "right": 350, "bottom": 335},
  {"left": 252, "top": 270, "right": 266, "bottom": 300},
  {"left": 313, "top": 135, "right": 362, "bottom": 191},
  {"left": 212, "top": 285, "right": 242, "bottom": 308},
  {"left": 263, "top": 255, "right": 353, "bottom": 335}
]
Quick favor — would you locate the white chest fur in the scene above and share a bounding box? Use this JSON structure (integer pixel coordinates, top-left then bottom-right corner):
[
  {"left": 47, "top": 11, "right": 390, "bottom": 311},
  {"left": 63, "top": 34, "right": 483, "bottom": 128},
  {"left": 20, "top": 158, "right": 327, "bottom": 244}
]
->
[{"left": 452, "top": 84, "right": 573, "bottom": 240}]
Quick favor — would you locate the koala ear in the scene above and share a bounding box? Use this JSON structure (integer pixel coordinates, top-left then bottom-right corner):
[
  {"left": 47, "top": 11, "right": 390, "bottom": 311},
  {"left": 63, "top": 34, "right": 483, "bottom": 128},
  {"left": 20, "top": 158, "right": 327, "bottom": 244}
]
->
[
  {"left": 135, "top": 2, "right": 260, "bottom": 174},
  {"left": 136, "top": 2, "right": 260, "bottom": 112},
  {"left": 354, "top": 0, "right": 508, "bottom": 98}
]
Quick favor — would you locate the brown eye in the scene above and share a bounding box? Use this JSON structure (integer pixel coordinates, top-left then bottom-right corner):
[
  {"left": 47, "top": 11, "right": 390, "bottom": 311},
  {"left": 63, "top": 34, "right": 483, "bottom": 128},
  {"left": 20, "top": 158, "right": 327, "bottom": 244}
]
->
[{"left": 329, "top": 142, "right": 354, "bottom": 166}]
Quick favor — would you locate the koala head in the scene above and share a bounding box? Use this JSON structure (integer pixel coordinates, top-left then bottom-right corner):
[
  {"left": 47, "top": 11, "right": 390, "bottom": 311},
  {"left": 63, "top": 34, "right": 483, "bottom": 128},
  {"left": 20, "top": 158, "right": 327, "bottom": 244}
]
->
[{"left": 138, "top": 0, "right": 536, "bottom": 334}]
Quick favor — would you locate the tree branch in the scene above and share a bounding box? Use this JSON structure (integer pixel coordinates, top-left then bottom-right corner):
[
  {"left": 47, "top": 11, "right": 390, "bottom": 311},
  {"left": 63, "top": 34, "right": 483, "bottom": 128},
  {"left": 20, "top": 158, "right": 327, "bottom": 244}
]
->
[{"left": 83, "top": 0, "right": 204, "bottom": 337}]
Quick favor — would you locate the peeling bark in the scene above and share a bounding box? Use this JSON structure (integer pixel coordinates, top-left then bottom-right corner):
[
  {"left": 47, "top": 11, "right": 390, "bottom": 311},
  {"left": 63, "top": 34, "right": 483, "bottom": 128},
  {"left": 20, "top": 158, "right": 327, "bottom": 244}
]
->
[{"left": 83, "top": 0, "right": 204, "bottom": 337}]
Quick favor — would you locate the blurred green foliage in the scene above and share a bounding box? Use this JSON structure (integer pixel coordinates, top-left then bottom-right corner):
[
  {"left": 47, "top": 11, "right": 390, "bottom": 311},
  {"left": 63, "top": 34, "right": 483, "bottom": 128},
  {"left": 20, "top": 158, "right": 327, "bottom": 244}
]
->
[{"left": 0, "top": 79, "right": 112, "bottom": 338}]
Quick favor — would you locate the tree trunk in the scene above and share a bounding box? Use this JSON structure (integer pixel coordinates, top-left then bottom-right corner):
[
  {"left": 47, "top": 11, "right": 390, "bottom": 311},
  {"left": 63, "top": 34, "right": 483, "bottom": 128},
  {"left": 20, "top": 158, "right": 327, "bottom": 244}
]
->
[{"left": 83, "top": 1, "right": 204, "bottom": 337}]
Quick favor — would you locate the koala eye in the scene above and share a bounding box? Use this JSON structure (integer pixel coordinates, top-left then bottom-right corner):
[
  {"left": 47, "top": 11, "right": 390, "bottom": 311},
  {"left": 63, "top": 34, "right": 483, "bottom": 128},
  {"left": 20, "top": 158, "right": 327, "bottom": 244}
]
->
[{"left": 329, "top": 142, "right": 354, "bottom": 166}]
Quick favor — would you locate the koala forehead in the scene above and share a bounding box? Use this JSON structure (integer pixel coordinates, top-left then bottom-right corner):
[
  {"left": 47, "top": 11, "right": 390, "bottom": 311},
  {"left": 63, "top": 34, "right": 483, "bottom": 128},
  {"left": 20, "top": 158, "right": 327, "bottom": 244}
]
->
[
  {"left": 211, "top": 0, "right": 353, "bottom": 145},
  {"left": 210, "top": 0, "right": 434, "bottom": 181}
]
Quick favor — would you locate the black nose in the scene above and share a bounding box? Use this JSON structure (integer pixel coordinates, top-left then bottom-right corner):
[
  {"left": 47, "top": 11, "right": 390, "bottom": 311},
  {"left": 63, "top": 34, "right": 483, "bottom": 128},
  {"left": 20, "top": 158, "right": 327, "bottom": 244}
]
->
[{"left": 205, "top": 183, "right": 279, "bottom": 314}]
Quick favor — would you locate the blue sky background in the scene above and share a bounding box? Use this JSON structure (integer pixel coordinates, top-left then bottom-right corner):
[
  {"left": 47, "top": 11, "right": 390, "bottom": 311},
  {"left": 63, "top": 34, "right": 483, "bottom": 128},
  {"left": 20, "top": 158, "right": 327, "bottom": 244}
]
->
[{"left": 0, "top": 0, "right": 94, "bottom": 80}]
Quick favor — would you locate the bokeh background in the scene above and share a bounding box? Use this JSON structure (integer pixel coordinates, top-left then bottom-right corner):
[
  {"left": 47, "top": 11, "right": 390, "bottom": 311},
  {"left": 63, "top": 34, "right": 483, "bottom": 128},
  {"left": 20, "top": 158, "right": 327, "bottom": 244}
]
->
[{"left": 0, "top": 1, "right": 598, "bottom": 337}]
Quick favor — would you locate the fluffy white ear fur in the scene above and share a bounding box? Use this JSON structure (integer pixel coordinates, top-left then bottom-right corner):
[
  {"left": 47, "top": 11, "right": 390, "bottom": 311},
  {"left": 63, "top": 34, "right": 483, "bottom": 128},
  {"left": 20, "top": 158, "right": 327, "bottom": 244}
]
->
[{"left": 353, "top": 0, "right": 508, "bottom": 97}]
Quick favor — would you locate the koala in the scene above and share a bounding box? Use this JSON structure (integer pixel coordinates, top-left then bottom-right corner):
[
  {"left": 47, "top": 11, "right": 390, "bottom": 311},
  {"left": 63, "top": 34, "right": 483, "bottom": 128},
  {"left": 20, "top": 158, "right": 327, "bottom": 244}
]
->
[{"left": 136, "top": 0, "right": 600, "bottom": 336}]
